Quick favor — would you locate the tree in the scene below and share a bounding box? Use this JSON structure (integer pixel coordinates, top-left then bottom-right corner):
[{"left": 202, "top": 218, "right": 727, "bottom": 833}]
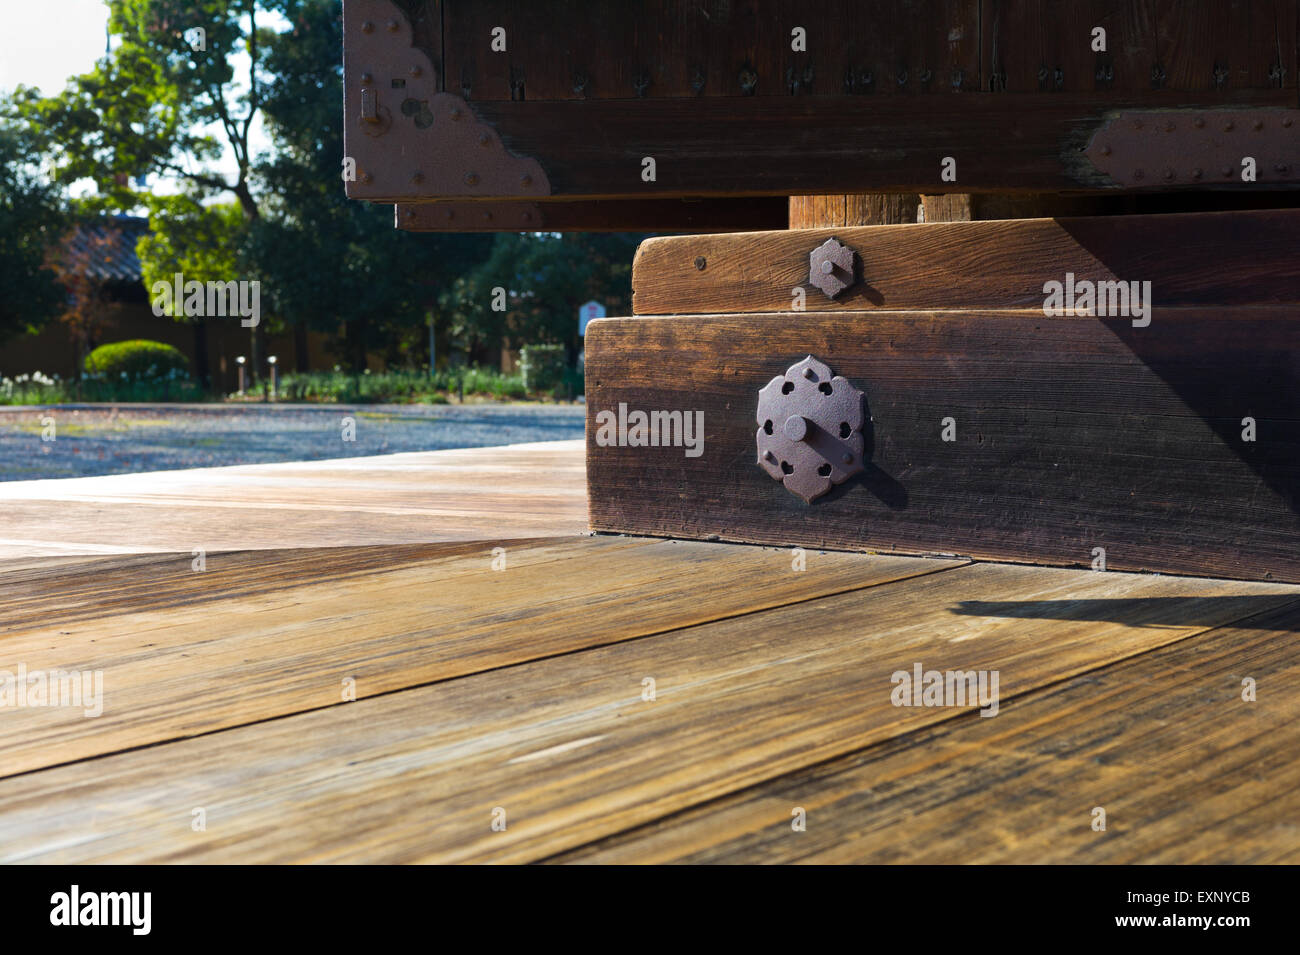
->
[
  {"left": 0, "top": 96, "right": 67, "bottom": 343},
  {"left": 136, "top": 194, "right": 246, "bottom": 387},
  {"left": 250, "top": 0, "right": 492, "bottom": 373},
  {"left": 442, "top": 232, "right": 640, "bottom": 365},
  {"left": 25, "top": 0, "right": 276, "bottom": 372}
]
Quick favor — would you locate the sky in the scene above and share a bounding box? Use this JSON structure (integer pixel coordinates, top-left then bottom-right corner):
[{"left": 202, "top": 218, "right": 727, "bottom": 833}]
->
[{"left": 0, "top": 0, "right": 277, "bottom": 194}]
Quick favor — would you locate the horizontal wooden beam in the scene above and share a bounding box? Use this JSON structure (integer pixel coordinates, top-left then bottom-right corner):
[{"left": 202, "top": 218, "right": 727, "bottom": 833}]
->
[
  {"left": 395, "top": 197, "right": 790, "bottom": 232},
  {"left": 631, "top": 209, "right": 1300, "bottom": 313},
  {"left": 585, "top": 308, "right": 1300, "bottom": 582}
]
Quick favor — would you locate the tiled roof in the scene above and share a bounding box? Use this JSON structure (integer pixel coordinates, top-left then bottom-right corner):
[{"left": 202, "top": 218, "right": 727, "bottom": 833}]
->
[{"left": 62, "top": 215, "right": 149, "bottom": 282}]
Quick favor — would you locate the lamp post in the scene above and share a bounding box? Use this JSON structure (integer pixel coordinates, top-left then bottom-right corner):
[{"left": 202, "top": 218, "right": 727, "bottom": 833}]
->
[
  {"left": 267, "top": 355, "right": 278, "bottom": 401},
  {"left": 235, "top": 356, "right": 246, "bottom": 396}
]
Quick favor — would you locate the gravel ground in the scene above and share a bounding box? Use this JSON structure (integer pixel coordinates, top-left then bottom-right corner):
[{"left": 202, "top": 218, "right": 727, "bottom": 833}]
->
[{"left": 0, "top": 403, "right": 586, "bottom": 481}]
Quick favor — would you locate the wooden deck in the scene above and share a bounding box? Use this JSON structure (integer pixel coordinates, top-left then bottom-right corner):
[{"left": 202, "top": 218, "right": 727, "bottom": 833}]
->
[{"left": 1, "top": 440, "right": 1296, "bottom": 863}]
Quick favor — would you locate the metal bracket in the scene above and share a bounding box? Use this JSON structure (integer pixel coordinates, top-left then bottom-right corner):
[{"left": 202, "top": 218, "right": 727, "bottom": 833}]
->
[
  {"left": 809, "top": 237, "right": 857, "bottom": 298},
  {"left": 756, "top": 356, "right": 866, "bottom": 503},
  {"left": 1085, "top": 109, "right": 1299, "bottom": 187},
  {"left": 343, "top": 0, "right": 550, "bottom": 201}
]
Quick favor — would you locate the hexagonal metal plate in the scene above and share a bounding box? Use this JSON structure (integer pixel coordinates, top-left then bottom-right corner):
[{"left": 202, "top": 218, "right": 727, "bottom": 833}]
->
[
  {"left": 809, "top": 237, "right": 856, "bottom": 298},
  {"left": 756, "top": 356, "right": 866, "bottom": 503}
]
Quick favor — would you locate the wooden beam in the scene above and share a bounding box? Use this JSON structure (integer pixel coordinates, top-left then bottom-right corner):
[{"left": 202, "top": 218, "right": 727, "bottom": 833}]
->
[
  {"left": 584, "top": 308, "right": 1300, "bottom": 582},
  {"left": 630, "top": 209, "right": 1300, "bottom": 314},
  {"left": 396, "top": 197, "right": 789, "bottom": 233}
]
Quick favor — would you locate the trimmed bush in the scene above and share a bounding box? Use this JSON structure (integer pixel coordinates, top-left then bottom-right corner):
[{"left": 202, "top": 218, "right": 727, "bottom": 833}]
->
[
  {"left": 85, "top": 340, "right": 190, "bottom": 381},
  {"left": 519, "top": 344, "right": 567, "bottom": 394}
]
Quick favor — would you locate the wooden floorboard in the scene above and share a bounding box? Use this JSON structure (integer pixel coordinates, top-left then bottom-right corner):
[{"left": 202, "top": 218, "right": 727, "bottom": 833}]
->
[
  {"left": 0, "top": 561, "right": 1292, "bottom": 863},
  {"left": 0, "top": 441, "right": 587, "bottom": 561},
  {"left": 0, "top": 537, "right": 962, "bottom": 778},
  {"left": 554, "top": 601, "right": 1300, "bottom": 864}
]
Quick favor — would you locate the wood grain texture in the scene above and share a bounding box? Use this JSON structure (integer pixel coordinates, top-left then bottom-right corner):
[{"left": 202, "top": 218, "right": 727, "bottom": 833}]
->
[
  {"left": 441, "top": 0, "right": 979, "bottom": 101},
  {"left": 0, "top": 441, "right": 586, "bottom": 560},
  {"left": 397, "top": 197, "right": 790, "bottom": 233},
  {"left": 788, "top": 194, "right": 921, "bottom": 228},
  {"left": 0, "top": 538, "right": 962, "bottom": 777},
  {"left": 631, "top": 210, "right": 1300, "bottom": 314},
  {"left": 0, "top": 561, "right": 1292, "bottom": 863},
  {"left": 585, "top": 309, "right": 1300, "bottom": 581},
  {"left": 556, "top": 599, "right": 1300, "bottom": 864},
  {"left": 984, "top": 0, "right": 1297, "bottom": 94},
  {"left": 471, "top": 92, "right": 1295, "bottom": 197}
]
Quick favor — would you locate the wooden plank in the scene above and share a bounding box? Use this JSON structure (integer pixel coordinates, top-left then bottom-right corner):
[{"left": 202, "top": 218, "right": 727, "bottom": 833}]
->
[
  {"left": 631, "top": 210, "right": 1300, "bottom": 314},
  {"left": 984, "top": 0, "right": 1298, "bottom": 95},
  {"left": 0, "top": 538, "right": 963, "bottom": 777},
  {"left": 0, "top": 441, "right": 586, "bottom": 559},
  {"left": 584, "top": 309, "right": 1300, "bottom": 582},
  {"left": 396, "top": 197, "right": 789, "bottom": 233},
  {"left": 441, "top": 0, "right": 980, "bottom": 101},
  {"left": 355, "top": 91, "right": 1297, "bottom": 200},
  {"left": 555, "top": 599, "right": 1300, "bottom": 863},
  {"left": 0, "top": 562, "right": 1292, "bottom": 863}
]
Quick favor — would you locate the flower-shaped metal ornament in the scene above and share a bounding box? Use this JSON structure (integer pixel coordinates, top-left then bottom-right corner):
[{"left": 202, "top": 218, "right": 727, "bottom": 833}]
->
[{"left": 756, "top": 355, "right": 867, "bottom": 503}]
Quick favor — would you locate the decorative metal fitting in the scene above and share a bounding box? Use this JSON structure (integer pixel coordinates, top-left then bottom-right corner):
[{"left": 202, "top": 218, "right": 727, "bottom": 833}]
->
[
  {"left": 756, "top": 356, "right": 866, "bottom": 503},
  {"left": 809, "top": 237, "right": 857, "bottom": 299}
]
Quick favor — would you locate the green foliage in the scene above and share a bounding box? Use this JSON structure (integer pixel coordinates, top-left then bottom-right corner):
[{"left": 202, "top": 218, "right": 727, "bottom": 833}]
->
[
  {"left": 519, "top": 344, "right": 568, "bottom": 394},
  {"left": 136, "top": 196, "right": 247, "bottom": 317},
  {"left": 442, "top": 232, "right": 638, "bottom": 359},
  {"left": 275, "top": 367, "right": 528, "bottom": 404},
  {"left": 0, "top": 95, "right": 68, "bottom": 340},
  {"left": 21, "top": 0, "right": 270, "bottom": 214},
  {"left": 85, "top": 339, "right": 190, "bottom": 380}
]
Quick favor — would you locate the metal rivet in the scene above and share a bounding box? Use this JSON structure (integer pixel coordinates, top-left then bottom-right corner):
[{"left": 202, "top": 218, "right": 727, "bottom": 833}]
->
[
  {"left": 763, "top": 450, "right": 776, "bottom": 463},
  {"left": 361, "top": 172, "right": 372, "bottom": 184},
  {"left": 450, "top": 107, "right": 462, "bottom": 120},
  {"left": 483, "top": 212, "right": 492, "bottom": 221},
  {"left": 694, "top": 256, "right": 706, "bottom": 271},
  {"left": 1132, "top": 119, "right": 1143, "bottom": 129},
  {"left": 842, "top": 453, "right": 853, "bottom": 465},
  {"left": 520, "top": 174, "right": 532, "bottom": 187},
  {"left": 1162, "top": 168, "right": 1175, "bottom": 181},
  {"left": 478, "top": 133, "right": 491, "bottom": 146},
  {"left": 1193, "top": 117, "right": 1205, "bottom": 128},
  {"left": 1223, "top": 121, "right": 1234, "bottom": 131},
  {"left": 1254, "top": 120, "right": 1264, "bottom": 130},
  {"left": 1164, "top": 121, "right": 1175, "bottom": 132},
  {"left": 409, "top": 66, "right": 422, "bottom": 78},
  {"left": 820, "top": 260, "right": 835, "bottom": 275},
  {"left": 361, "top": 21, "right": 374, "bottom": 33},
  {"left": 1099, "top": 144, "right": 1111, "bottom": 156},
  {"left": 802, "top": 367, "right": 817, "bottom": 380},
  {"left": 783, "top": 415, "right": 809, "bottom": 442},
  {"left": 386, "top": 20, "right": 399, "bottom": 32},
  {"left": 1283, "top": 117, "right": 1294, "bottom": 128},
  {"left": 1192, "top": 168, "right": 1203, "bottom": 180},
  {"left": 360, "top": 72, "right": 373, "bottom": 84},
  {"left": 411, "top": 171, "right": 423, "bottom": 184},
  {"left": 464, "top": 172, "right": 479, "bottom": 186}
]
